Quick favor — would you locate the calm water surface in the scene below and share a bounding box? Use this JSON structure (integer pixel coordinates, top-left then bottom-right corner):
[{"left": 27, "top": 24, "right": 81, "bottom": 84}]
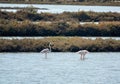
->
[
  {"left": 0, "top": 3, "right": 120, "bottom": 13},
  {"left": 0, "top": 52, "right": 120, "bottom": 84},
  {"left": 0, "top": 37, "right": 120, "bottom": 40}
]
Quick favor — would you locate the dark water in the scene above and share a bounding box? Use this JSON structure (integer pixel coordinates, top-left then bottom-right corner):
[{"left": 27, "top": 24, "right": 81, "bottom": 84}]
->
[{"left": 0, "top": 52, "right": 120, "bottom": 84}]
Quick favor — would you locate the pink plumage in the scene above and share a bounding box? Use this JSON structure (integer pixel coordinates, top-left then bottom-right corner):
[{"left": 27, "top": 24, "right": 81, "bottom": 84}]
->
[
  {"left": 77, "top": 50, "right": 89, "bottom": 54},
  {"left": 40, "top": 48, "right": 50, "bottom": 53}
]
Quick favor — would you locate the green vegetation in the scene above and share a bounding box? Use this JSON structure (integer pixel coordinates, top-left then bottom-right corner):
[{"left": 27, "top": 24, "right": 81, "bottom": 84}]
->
[{"left": 0, "top": 37, "right": 119, "bottom": 52}]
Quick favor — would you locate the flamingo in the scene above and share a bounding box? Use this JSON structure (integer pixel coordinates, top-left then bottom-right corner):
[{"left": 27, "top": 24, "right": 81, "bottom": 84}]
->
[
  {"left": 76, "top": 50, "right": 89, "bottom": 60},
  {"left": 40, "top": 42, "right": 52, "bottom": 59}
]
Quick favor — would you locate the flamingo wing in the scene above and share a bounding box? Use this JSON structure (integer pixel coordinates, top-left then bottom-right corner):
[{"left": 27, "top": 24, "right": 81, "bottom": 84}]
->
[
  {"left": 76, "top": 50, "right": 89, "bottom": 54},
  {"left": 40, "top": 48, "right": 50, "bottom": 53}
]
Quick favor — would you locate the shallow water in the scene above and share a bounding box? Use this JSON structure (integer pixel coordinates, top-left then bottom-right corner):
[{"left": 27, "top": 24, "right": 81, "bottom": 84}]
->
[
  {"left": 0, "top": 37, "right": 120, "bottom": 40},
  {"left": 0, "top": 3, "right": 120, "bottom": 13},
  {"left": 0, "top": 52, "right": 120, "bottom": 84}
]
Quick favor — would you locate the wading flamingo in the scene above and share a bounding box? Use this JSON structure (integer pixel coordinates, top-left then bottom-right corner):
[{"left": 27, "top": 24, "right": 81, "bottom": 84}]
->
[
  {"left": 40, "top": 42, "right": 52, "bottom": 59},
  {"left": 76, "top": 50, "right": 89, "bottom": 60}
]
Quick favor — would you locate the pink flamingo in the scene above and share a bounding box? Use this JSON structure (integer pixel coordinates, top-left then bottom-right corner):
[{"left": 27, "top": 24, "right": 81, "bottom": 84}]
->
[
  {"left": 76, "top": 50, "right": 89, "bottom": 60},
  {"left": 40, "top": 42, "right": 51, "bottom": 59}
]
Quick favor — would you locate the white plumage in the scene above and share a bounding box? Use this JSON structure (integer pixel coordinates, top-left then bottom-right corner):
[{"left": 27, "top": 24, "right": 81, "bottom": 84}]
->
[
  {"left": 76, "top": 50, "right": 89, "bottom": 60},
  {"left": 40, "top": 43, "right": 51, "bottom": 59},
  {"left": 40, "top": 48, "right": 50, "bottom": 53}
]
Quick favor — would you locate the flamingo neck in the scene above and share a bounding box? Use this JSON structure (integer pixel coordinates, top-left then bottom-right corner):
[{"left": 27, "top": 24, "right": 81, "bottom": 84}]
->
[{"left": 49, "top": 44, "right": 51, "bottom": 52}]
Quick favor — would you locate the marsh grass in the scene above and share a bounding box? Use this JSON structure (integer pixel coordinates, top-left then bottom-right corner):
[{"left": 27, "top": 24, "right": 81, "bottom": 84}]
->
[
  {"left": 0, "top": 20, "right": 120, "bottom": 36},
  {"left": 0, "top": 37, "right": 119, "bottom": 52}
]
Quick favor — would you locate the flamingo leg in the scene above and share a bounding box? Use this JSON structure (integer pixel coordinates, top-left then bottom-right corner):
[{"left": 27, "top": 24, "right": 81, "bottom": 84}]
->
[
  {"left": 80, "top": 54, "right": 85, "bottom": 60},
  {"left": 83, "top": 54, "right": 85, "bottom": 60},
  {"left": 45, "top": 53, "right": 47, "bottom": 59},
  {"left": 80, "top": 54, "right": 83, "bottom": 60}
]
